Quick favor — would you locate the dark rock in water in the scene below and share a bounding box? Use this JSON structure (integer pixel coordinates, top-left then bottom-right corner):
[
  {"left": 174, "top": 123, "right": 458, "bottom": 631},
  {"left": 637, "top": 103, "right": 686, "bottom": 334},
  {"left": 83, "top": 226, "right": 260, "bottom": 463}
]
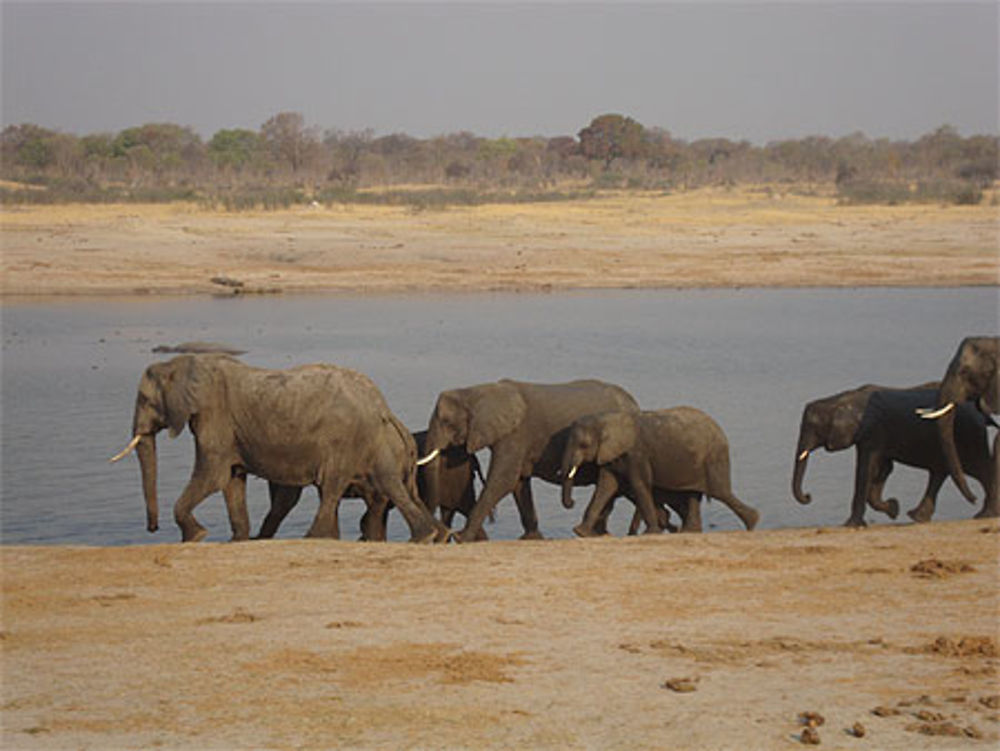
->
[{"left": 151, "top": 341, "right": 247, "bottom": 355}]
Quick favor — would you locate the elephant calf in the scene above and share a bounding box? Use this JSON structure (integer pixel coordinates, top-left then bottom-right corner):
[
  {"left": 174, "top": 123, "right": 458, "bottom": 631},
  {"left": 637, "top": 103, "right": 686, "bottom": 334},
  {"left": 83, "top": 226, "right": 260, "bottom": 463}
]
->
[{"left": 561, "top": 407, "right": 759, "bottom": 536}]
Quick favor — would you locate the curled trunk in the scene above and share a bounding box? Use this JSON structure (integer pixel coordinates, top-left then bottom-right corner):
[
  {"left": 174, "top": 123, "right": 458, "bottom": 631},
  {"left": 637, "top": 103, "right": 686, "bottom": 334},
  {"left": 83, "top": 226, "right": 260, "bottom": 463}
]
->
[
  {"left": 561, "top": 477, "right": 576, "bottom": 509},
  {"left": 935, "top": 407, "right": 977, "bottom": 503},
  {"left": 136, "top": 435, "right": 159, "bottom": 532}
]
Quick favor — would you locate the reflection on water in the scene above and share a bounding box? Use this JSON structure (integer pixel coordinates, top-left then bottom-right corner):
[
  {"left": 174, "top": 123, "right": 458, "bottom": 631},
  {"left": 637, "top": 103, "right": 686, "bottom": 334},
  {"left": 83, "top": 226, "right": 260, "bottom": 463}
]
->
[{"left": 2, "top": 288, "right": 997, "bottom": 545}]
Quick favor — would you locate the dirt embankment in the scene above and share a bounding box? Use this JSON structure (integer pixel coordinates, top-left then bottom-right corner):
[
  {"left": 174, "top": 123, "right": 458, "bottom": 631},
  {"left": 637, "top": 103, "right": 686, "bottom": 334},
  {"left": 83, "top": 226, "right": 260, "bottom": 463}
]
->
[
  {"left": 2, "top": 519, "right": 998, "bottom": 750},
  {"left": 2, "top": 187, "right": 997, "bottom": 298}
]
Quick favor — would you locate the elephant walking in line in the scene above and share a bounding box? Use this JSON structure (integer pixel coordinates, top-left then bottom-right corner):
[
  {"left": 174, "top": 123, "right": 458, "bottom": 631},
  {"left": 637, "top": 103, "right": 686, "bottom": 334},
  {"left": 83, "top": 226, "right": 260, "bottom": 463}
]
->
[
  {"left": 845, "top": 388, "right": 996, "bottom": 527},
  {"left": 793, "top": 382, "right": 939, "bottom": 519},
  {"left": 920, "top": 336, "right": 999, "bottom": 504},
  {"left": 419, "top": 378, "right": 641, "bottom": 542},
  {"left": 254, "top": 430, "right": 486, "bottom": 541},
  {"left": 561, "top": 407, "right": 760, "bottom": 537},
  {"left": 110, "top": 354, "right": 444, "bottom": 543}
]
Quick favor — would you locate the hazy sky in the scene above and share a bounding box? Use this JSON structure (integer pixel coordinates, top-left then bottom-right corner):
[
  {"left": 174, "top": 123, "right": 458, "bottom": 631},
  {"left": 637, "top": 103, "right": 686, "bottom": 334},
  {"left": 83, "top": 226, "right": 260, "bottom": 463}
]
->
[{"left": 2, "top": 1, "right": 997, "bottom": 143}]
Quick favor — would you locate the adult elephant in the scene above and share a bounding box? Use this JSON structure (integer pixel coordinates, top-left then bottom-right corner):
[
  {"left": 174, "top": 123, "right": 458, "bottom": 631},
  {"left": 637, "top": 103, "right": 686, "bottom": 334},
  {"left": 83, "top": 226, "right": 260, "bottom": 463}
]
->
[
  {"left": 845, "top": 388, "right": 995, "bottom": 527},
  {"left": 793, "top": 382, "right": 938, "bottom": 518},
  {"left": 419, "top": 378, "right": 640, "bottom": 542},
  {"left": 561, "top": 407, "right": 759, "bottom": 537},
  {"left": 920, "top": 336, "right": 999, "bottom": 503},
  {"left": 109, "top": 354, "right": 444, "bottom": 543}
]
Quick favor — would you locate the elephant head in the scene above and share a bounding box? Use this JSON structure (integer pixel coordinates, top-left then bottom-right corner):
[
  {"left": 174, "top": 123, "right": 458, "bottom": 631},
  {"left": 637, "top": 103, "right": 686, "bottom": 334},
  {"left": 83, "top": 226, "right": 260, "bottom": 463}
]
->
[
  {"left": 109, "top": 355, "right": 219, "bottom": 533},
  {"left": 792, "top": 387, "right": 875, "bottom": 505},
  {"left": 921, "top": 336, "right": 999, "bottom": 502},
  {"left": 419, "top": 382, "right": 527, "bottom": 509},
  {"left": 559, "top": 411, "right": 638, "bottom": 509}
]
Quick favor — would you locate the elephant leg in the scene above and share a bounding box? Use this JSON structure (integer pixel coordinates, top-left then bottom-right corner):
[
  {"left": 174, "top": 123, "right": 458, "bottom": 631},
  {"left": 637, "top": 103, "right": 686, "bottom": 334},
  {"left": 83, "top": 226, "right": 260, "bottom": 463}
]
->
[
  {"left": 455, "top": 450, "right": 521, "bottom": 543},
  {"left": 359, "top": 495, "right": 390, "bottom": 542},
  {"left": 592, "top": 497, "right": 614, "bottom": 536},
  {"left": 222, "top": 470, "right": 251, "bottom": 541},
  {"left": 173, "top": 462, "right": 228, "bottom": 542},
  {"left": 256, "top": 483, "right": 304, "bottom": 539},
  {"left": 378, "top": 476, "right": 438, "bottom": 544},
  {"left": 574, "top": 469, "right": 620, "bottom": 537},
  {"left": 972, "top": 440, "right": 998, "bottom": 519},
  {"left": 627, "top": 506, "right": 642, "bottom": 536},
  {"left": 681, "top": 493, "right": 703, "bottom": 533},
  {"left": 845, "top": 446, "right": 879, "bottom": 528},
  {"left": 513, "top": 477, "right": 544, "bottom": 540},
  {"left": 866, "top": 458, "right": 899, "bottom": 520},
  {"left": 711, "top": 489, "right": 757, "bottom": 531},
  {"left": 307, "top": 477, "right": 350, "bottom": 539},
  {"left": 907, "top": 473, "right": 946, "bottom": 523}
]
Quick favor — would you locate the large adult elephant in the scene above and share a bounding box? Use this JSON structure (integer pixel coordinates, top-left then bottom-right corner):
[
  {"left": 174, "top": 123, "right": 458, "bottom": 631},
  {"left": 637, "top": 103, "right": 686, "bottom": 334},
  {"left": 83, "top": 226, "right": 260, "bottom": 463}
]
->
[
  {"left": 793, "top": 382, "right": 939, "bottom": 519},
  {"left": 419, "top": 378, "right": 640, "bottom": 542},
  {"left": 109, "top": 354, "right": 443, "bottom": 543},
  {"left": 560, "top": 407, "right": 759, "bottom": 536},
  {"left": 920, "top": 336, "right": 999, "bottom": 503},
  {"left": 845, "top": 388, "right": 995, "bottom": 527}
]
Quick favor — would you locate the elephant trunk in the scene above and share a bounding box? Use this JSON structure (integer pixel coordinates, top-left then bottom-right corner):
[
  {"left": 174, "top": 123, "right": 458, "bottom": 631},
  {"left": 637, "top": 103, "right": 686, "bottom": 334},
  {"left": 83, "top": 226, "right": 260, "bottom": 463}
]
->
[
  {"left": 136, "top": 434, "right": 160, "bottom": 532},
  {"left": 935, "top": 407, "right": 978, "bottom": 503},
  {"left": 792, "top": 449, "right": 812, "bottom": 505},
  {"left": 561, "top": 475, "right": 576, "bottom": 509}
]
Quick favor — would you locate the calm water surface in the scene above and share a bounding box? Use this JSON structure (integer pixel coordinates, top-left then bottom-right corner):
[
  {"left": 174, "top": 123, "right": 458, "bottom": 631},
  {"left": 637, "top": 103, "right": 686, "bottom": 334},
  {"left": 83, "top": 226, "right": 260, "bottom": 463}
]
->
[{"left": 2, "top": 288, "right": 997, "bottom": 545}]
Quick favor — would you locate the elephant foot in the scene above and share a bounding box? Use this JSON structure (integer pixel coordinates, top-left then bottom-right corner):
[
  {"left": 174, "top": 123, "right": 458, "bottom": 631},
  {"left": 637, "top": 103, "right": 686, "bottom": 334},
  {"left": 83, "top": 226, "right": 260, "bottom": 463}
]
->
[
  {"left": 452, "top": 528, "right": 485, "bottom": 544},
  {"left": 741, "top": 508, "right": 760, "bottom": 531},
  {"left": 843, "top": 517, "right": 868, "bottom": 529},
  {"left": 906, "top": 505, "right": 933, "bottom": 524},
  {"left": 228, "top": 534, "right": 251, "bottom": 543},
  {"left": 973, "top": 506, "right": 999, "bottom": 519},
  {"left": 885, "top": 498, "right": 900, "bottom": 520},
  {"left": 572, "top": 523, "right": 598, "bottom": 538},
  {"left": 181, "top": 525, "right": 208, "bottom": 543},
  {"left": 519, "top": 530, "right": 545, "bottom": 541},
  {"left": 432, "top": 522, "right": 451, "bottom": 544}
]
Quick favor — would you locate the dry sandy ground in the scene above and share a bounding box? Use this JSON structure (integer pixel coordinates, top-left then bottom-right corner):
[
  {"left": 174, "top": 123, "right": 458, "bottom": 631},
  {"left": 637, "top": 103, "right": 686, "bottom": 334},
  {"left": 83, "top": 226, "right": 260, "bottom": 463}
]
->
[
  {"left": 1, "top": 186, "right": 997, "bottom": 296},
  {"left": 2, "top": 520, "right": 998, "bottom": 750}
]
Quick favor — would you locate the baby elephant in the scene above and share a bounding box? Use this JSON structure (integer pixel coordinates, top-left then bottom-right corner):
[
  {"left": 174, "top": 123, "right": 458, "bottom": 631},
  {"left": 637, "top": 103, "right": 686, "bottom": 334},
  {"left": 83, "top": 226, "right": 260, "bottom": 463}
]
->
[{"left": 561, "top": 407, "right": 760, "bottom": 536}]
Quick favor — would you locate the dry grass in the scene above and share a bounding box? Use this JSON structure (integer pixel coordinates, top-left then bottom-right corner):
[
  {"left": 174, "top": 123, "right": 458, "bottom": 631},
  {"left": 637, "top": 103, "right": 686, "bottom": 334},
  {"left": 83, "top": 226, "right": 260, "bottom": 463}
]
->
[{"left": 2, "top": 185, "right": 997, "bottom": 297}]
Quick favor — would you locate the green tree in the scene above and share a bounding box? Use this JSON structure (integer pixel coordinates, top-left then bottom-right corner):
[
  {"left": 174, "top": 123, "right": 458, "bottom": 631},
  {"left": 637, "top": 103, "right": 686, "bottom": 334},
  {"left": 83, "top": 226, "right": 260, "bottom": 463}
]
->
[
  {"left": 578, "top": 114, "right": 646, "bottom": 169},
  {"left": 208, "top": 128, "right": 261, "bottom": 171}
]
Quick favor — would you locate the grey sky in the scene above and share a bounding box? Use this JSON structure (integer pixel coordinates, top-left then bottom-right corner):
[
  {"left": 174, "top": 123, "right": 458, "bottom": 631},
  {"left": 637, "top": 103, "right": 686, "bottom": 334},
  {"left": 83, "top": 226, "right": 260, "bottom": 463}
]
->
[{"left": 2, "top": 2, "right": 997, "bottom": 143}]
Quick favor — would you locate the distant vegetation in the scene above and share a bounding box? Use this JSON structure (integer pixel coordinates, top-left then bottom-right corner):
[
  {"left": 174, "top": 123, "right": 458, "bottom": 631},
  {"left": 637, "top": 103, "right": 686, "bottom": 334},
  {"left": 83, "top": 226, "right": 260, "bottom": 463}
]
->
[{"left": 1, "top": 112, "right": 996, "bottom": 208}]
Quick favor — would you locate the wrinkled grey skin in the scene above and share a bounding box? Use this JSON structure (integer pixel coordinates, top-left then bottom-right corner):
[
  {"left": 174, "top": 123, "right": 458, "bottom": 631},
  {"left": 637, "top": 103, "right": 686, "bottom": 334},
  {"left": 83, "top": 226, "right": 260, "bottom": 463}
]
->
[
  {"left": 793, "top": 382, "right": 939, "bottom": 518},
  {"left": 926, "top": 336, "right": 999, "bottom": 503},
  {"left": 845, "top": 388, "right": 996, "bottom": 527},
  {"left": 116, "top": 354, "right": 443, "bottom": 543},
  {"left": 422, "top": 379, "right": 640, "bottom": 542},
  {"left": 561, "top": 407, "right": 759, "bottom": 537}
]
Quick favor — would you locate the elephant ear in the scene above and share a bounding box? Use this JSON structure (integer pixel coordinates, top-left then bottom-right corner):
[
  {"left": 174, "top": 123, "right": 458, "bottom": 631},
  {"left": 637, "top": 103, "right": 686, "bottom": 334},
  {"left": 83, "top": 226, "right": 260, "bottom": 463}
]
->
[
  {"left": 160, "top": 356, "right": 207, "bottom": 438},
  {"left": 596, "top": 411, "right": 638, "bottom": 465},
  {"left": 466, "top": 382, "right": 527, "bottom": 453},
  {"left": 829, "top": 401, "right": 863, "bottom": 448}
]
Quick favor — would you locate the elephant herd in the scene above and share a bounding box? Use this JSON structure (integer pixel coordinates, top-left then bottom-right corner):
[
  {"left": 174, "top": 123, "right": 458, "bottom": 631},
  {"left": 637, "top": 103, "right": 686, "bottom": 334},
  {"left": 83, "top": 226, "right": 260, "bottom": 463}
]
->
[{"left": 110, "top": 335, "right": 998, "bottom": 543}]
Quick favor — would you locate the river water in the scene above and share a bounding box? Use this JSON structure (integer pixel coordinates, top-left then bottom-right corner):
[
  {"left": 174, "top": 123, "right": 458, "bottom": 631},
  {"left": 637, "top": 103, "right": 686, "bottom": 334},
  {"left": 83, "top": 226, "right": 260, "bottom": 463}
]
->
[{"left": 1, "top": 288, "right": 996, "bottom": 545}]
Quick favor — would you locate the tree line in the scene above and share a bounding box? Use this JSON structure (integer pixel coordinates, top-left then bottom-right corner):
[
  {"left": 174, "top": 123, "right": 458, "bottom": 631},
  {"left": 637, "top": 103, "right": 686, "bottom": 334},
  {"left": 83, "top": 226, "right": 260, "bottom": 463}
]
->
[{"left": 1, "top": 112, "right": 996, "bottom": 207}]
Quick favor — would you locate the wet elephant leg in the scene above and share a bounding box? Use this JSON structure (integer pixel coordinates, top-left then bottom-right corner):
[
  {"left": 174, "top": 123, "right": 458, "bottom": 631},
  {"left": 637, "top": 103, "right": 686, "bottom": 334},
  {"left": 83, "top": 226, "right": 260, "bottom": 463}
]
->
[
  {"left": 257, "top": 483, "right": 304, "bottom": 538},
  {"left": 306, "top": 477, "right": 350, "bottom": 539},
  {"left": 513, "top": 478, "right": 543, "bottom": 540},
  {"left": 681, "top": 493, "right": 703, "bottom": 533},
  {"left": 907, "top": 473, "right": 946, "bottom": 523},
  {"left": 845, "top": 446, "right": 879, "bottom": 528},
  {"left": 173, "top": 460, "right": 229, "bottom": 542}
]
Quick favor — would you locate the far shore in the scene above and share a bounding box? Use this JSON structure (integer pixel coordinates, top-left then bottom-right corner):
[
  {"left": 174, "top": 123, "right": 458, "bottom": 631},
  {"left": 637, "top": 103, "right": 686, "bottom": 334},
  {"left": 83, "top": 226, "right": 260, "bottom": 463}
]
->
[{"left": 2, "top": 187, "right": 997, "bottom": 299}]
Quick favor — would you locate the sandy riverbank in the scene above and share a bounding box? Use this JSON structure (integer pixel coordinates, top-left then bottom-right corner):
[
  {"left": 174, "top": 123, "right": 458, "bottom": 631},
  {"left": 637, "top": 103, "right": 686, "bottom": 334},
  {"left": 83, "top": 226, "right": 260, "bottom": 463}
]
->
[
  {"left": 2, "top": 520, "right": 998, "bottom": 749},
  {"left": 2, "top": 186, "right": 997, "bottom": 297}
]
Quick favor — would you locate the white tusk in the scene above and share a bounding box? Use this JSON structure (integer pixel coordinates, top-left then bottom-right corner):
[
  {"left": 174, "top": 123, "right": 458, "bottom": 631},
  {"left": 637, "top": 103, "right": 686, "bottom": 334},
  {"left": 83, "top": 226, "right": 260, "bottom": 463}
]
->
[
  {"left": 797, "top": 449, "right": 811, "bottom": 462},
  {"left": 917, "top": 402, "right": 955, "bottom": 420},
  {"left": 109, "top": 434, "right": 143, "bottom": 463},
  {"left": 416, "top": 448, "right": 440, "bottom": 466},
  {"left": 567, "top": 465, "right": 578, "bottom": 480}
]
